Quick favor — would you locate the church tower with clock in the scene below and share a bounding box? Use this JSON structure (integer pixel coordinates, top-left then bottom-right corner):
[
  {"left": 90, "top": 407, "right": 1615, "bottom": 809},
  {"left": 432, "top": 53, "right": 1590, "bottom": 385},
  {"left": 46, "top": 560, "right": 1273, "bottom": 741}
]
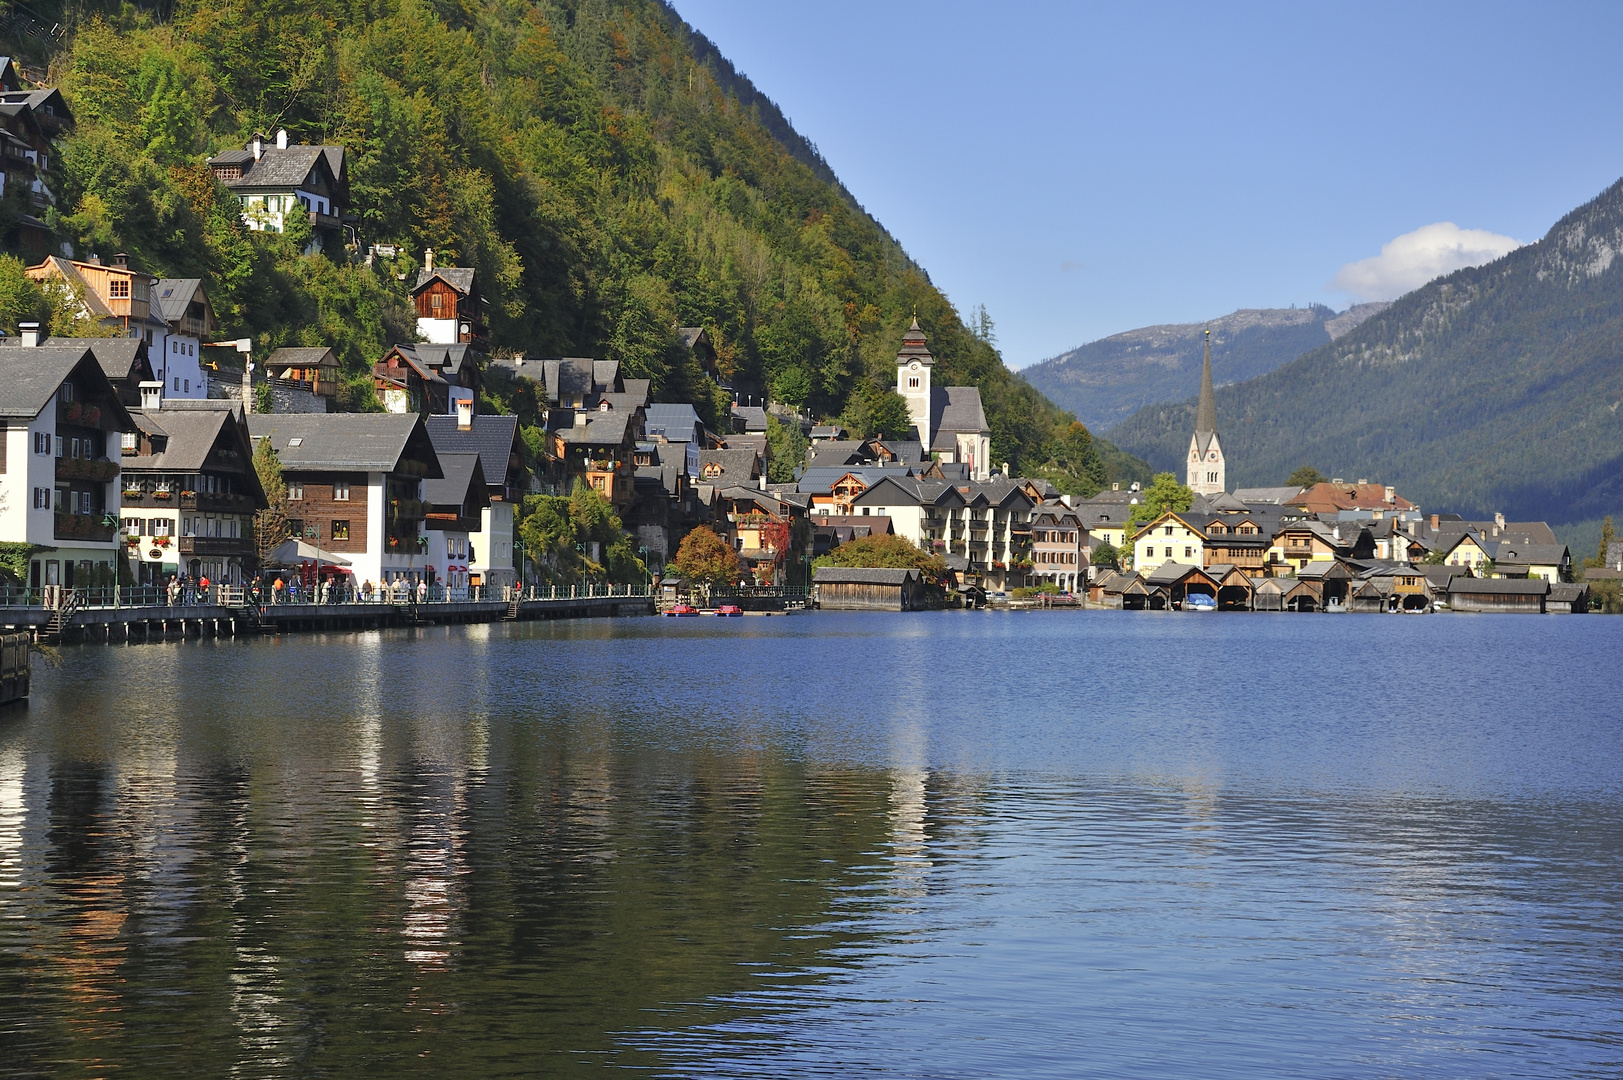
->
[
  {"left": 896, "top": 315, "right": 934, "bottom": 446},
  {"left": 1187, "top": 329, "right": 1226, "bottom": 495}
]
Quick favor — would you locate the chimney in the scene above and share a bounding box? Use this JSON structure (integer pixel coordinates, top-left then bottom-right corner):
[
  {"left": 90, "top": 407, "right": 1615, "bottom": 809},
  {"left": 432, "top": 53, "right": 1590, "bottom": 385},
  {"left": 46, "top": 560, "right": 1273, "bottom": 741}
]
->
[
  {"left": 113, "top": 252, "right": 129, "bottom": 269},
  {"left": 1112, "top": 482, "right": 1120, "bottom": 491},
  {"left": 455, "top": 396, "right": 473, "bottom": 431},
  {"left": 18, "top": 322, "right": 39, "bottom": 347},
  {"left": 251, "top": 133, "right": 263, "bottom": 161},
  {"left": 423, "top": 247, "right": 434, "bottom": 272},
  {"left": 139, "top": 380, "right": 162, "bottom": 411},
  {"left": 573, "top": 409, "right": 587, "bottom": 429},
  {"left": 1384, "top": 485, "right": 1395, "bottom": 504},
  {"left": 1358, "top": 478, "right": 1367, "bottom": 486},
  {"left": 276, "top": 128, "right": 288, "bottom": 149},
  {"left": 1430, "top": 514, "right": 1439, "bottom": 531},
  {"left": 1494, "top": 511, "right": 1505, "bottom": 529}
]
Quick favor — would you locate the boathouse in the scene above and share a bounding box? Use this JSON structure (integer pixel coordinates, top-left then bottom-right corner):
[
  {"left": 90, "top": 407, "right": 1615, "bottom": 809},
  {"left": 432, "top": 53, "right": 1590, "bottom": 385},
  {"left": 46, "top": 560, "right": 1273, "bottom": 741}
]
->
[
  {"left": 813, "top": 566, "right": 924, "bottom": 611},
  {"left": 1446, "top": 577, "right": 1548, "bottom": 613}
]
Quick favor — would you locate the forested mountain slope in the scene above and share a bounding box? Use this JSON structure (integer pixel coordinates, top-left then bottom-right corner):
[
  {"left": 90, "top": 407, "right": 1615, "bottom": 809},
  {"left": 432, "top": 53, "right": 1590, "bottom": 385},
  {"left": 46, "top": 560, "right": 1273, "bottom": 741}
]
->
[
  {"left": 1106, "top": 177, "right": 1623, "bottom": 529},
  {"left": 2, "top": 0, "right": 1142, "bottom": 491},
  {"left": 1024, "top": 303, "right": 1389, "bottom": 431}
]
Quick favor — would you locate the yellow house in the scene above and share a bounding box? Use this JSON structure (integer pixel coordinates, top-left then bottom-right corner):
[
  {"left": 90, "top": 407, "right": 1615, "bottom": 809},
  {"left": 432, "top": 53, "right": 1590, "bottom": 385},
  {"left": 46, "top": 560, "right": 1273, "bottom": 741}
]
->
[
  {"left": 1131, "top": 511, "right": 1207, "bottom": 574},
  {"left": 1077, "top": 505, "right": 1129, "bottom": 553},
  {"left": 1441, "top": 531, "right": 1493, "bottom": 573}
]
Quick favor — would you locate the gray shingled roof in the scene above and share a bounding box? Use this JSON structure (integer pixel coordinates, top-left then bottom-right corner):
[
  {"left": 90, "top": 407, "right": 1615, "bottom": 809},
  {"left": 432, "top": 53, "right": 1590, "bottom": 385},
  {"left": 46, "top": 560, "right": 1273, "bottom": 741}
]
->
[
  {"left": 930, "top": 386, "right": 989, "bottom": 449},
  {"left": 424, "top": 414, "right": 519, "bottom": 493},
  {"left": 557, "top": 412, "right": 632, "bottom": 448},
  {"left": 266, "top": 346, "right": 338, "bottom": 369},
  {"left": 1492, "top": 542, "right": 1568, "bottom": 565},
  {"left": 731, "top": 405, "right": 768, "bottom": 432},
  {"left": 2, "top": 335, "right": 150, "bottom": 385},
  {"left": 212, "top": 145, "right": 331, "bottom": 190},
  {"left": 422, "top": 453, "right": 488, "bottom": 511},
  {"left": 124, "top": 409, "right": 232, "bottom": 473},
  {"left": 247, "top": 413, "right": 440, "bottom": 474},
  {"left": 152, "top": 279, "right": 202, "bottom": 325},
  {"left": 0, "top": 345, "right": 105, "bottom": 419},
  {"left": 699, "top": 448, "right": 760, "bottom": 483},
  {"left": 414, "top": 267, "right": 476, "bottom": 295}
]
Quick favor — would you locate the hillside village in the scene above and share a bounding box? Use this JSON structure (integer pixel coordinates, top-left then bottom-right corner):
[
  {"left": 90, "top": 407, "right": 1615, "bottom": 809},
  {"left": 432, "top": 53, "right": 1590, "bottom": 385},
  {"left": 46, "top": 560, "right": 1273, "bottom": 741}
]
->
[{"left": 0, "top": 60, "right": 1609, "bottom": 628}]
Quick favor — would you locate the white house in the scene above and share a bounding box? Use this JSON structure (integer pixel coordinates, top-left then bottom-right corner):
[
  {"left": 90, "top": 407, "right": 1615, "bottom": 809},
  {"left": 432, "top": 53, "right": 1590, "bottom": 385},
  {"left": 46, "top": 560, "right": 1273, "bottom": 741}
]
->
[
  {"left": 246, "top": 413, "right": 444, "bottom": 589},
  {"left": 424, "top": 410, "right": 522, "bottom": 591},
  {"left": 421, "top": 452, "right": 489, "bottom": 598},
  {"left": 207, "top": 131, "right": 347, "bottom": 254},
  {"left": 149, "top": 278, "right": 219, "bottom": 400},
  {"left": 0, "top": 340, "right": 133, "bottom": 590}
]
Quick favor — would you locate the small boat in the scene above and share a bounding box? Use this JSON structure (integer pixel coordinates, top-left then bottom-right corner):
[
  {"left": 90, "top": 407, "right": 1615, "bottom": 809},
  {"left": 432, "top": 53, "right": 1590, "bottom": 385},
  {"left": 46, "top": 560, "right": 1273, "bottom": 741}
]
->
[
  {"left": 1184, "top": 594, "right": 1216, "bottom": 612},
  {"left": 714, "top": 604, "right": 743, "bottom": 617},
  {"left": 665, "top": 603, "right": 700, "bottom": 617}
]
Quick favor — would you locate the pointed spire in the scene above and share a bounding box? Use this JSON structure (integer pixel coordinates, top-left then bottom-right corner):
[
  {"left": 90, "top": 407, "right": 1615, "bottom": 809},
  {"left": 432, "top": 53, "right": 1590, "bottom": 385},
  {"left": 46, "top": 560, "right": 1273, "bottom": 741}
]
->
[{"left": 1196, "top": 328, "right": 1217, "bottom": 435}]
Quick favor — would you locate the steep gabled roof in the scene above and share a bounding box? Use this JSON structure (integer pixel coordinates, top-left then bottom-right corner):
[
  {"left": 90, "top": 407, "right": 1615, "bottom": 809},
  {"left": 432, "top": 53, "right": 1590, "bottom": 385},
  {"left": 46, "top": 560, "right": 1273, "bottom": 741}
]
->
[
  {"left": 0, "top": 345, "right": 128, "bottom": 422},
  {"left": 152, "top": 278, "right": 203, "bottom": 324},
  {"left": 247, "top": 412, "right": 442, "bottom": 474},
  {"left": 422, "top": 453, "right": 490, "bottom": 512},
  {"left": 424, "top": 413, "right": 520, "bottom": 494},
  {"left": 413, "top": 267, "right": 476, "bottom": 296}
]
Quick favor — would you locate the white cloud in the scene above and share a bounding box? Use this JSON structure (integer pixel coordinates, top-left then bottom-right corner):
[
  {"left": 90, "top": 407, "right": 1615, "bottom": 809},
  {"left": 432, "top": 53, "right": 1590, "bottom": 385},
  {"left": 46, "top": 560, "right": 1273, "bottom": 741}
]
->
[{"left": 1331, "top": 222, "right": 1523, "bottom": 301}]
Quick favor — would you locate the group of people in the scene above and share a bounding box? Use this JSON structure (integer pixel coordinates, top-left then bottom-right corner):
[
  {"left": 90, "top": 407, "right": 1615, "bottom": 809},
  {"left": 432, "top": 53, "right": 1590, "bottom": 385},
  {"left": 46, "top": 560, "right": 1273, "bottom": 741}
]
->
[
  {"left": 164, "top": 574, "right": 218, "bottom": 606},
  {"left": 256, "top": 574, "right": 431, "bottom": 605}
]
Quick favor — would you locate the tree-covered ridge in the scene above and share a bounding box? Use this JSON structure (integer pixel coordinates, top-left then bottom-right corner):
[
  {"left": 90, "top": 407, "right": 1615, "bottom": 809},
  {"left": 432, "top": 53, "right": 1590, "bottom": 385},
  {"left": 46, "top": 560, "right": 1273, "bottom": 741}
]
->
[
  {"left": 1106, "top": 176, "right": 1623, "bottom": 532},
  {"left": 9, "top": 0, "right": 1143, "bottom": 491}
]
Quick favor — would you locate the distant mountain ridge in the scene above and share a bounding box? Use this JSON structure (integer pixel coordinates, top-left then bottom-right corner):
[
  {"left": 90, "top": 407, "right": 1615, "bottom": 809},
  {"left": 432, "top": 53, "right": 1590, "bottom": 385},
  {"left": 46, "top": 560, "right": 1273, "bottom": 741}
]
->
[
  {"left": 1103, "top": 176, "right": 1623, "bottom": 532},
  {"left": 1024, "top": 303, "right": 1390, "bottom": 431}
]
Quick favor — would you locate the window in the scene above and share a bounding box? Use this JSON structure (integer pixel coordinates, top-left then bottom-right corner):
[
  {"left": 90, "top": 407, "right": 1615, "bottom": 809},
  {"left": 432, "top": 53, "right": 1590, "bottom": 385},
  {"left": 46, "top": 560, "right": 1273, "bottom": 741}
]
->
[
  {"left": 430, "top": 292, "right": 444, "bottom": 313},
  {"left": 183, "top": 380, "right": 189, "bottom": 393},
  {"left": 1164, "top": 526, "right": 1173, "bottom": 536},
  {"left": 908, "top": 376, "right": 919, "bottom": 389},
  {"left": 331, "top": 520, "right": 349, "bottom": 541},
  {"left": 1184, "top": 546, "right": 1193, "bottom": 558},
  {"left": 122, "top": 517, "right": 142, "bottom": 536},
  {"left": 333, "top": 480, "right": 350, "bottom": 501},
  {"left": 173, "top": 377, "right": 180, "bottom": 392},
  {"left": 1164, "top": 547, "right": 1173, "bottom": 558},
  {"left": 181, "top": 517, "right": 195, "bottom": 536},
  {"left": 33, "top": 432, "right": 48, "bottom": 455},
  {"left": 32, "top": 487, "right": 49, "bottom": 509},
  {"left": 288, "top": 482, "right": 304, "bottom": 501},
  {"left": 229, "top": 519, "right": 239, "bottom": 538},
  {"left": 287, "top": 518, "right": 303, "bottom": 538},
  {"left": 122, "top": 432, "right": 137, "bottom": 451},
  {"left": 108, "top": 279, "right": 130, "bottom": 299}
]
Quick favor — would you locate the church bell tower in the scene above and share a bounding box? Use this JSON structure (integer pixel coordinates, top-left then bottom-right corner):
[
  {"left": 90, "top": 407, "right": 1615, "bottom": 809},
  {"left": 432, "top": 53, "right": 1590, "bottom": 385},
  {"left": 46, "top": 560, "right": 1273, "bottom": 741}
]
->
[
  {"left": 896, "top": 316, "right": 934, "bottom": 447},
  {"left": 1187, "top": 329, "right": 1226, "bottom": 495}
]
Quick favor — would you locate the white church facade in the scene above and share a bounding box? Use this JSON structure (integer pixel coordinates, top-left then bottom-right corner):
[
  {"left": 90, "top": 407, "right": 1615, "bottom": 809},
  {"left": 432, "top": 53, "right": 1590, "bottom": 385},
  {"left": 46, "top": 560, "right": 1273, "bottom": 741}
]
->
[{"left": 895, "top": 318, "right": 993, "bottom": 481}]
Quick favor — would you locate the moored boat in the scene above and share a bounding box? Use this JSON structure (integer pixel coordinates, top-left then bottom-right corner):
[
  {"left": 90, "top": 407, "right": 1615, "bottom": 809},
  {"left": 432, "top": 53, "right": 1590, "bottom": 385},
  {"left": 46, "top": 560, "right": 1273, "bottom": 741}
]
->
[
  {"left": 665, "top": 603, "right": 699, "bottom": 617},
  {"left": 714, "top": 604, "right": 743, "bottom": 617}
]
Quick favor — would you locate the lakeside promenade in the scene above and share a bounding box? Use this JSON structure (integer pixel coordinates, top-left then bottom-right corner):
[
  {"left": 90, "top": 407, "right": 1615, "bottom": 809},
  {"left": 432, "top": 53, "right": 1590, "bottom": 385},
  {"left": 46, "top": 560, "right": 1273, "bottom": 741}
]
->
[{"left": 0, "top": 584, "right": 655, "bottom": 643}]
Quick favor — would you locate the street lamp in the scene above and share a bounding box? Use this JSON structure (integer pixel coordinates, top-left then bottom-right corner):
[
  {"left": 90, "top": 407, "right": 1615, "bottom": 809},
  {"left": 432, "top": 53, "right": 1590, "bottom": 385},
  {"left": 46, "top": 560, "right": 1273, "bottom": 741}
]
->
[{"left": 512, "top": 538, "right": 525, "bottom": 598}]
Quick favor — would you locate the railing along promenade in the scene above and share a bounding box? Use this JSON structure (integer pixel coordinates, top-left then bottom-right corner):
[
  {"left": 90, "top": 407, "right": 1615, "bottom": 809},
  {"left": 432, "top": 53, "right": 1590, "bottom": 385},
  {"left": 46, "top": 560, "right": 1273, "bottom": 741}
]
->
[{"left": 0, "top": 583, "right": 656, "bottom": 643}]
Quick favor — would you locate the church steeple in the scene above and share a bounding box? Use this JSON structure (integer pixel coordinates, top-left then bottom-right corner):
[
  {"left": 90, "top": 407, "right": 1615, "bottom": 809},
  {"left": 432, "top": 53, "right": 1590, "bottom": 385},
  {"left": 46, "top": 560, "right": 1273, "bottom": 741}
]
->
[
  {"left": 1196, "top": 328, "right": 1217, "bottom": 436},
  {"left": 1187, "top": 328, "right": 1226, "bottom": 495}
]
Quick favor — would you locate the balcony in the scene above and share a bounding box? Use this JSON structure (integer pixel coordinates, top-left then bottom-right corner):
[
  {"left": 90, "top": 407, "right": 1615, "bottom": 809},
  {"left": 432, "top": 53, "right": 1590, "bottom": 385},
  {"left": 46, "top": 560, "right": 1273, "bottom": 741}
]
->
[
  {"left": 57, "top": 400, "right": 109, "bottom": 429},
  {"left": 54, "top": 513, "right": 117, "bottom": 543},
  {"left": 177, "top": 535, "right": 253, "bottom": 557},
  {"left": 180, "top": 491, "right": 256, "bottom": 513},
  {"left": 56, "top": 457, "right": 120, "bottom": 483}
]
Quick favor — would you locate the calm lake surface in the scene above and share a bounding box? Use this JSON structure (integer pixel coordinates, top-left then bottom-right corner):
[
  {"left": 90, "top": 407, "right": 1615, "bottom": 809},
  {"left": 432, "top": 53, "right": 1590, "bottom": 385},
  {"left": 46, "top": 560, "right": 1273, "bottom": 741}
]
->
[{"left": 1, "top": 611, "right": 1620, "bottom": 1078}]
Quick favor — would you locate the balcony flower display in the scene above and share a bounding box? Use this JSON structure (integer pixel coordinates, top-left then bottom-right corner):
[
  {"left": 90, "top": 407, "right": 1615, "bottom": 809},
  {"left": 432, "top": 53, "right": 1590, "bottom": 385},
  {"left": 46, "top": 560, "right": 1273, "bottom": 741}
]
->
[
  {"left": 179, "top": 490, "right": 196, "bottom": 498},
  {"left": 153, "top": 486, "right": 171, "bottom": 499},
  {"left": 153, "top": 535, "right": 171, "bottom": 548},
  {"left": 123, "top": 488, "right": 143, "bottom": 499},
  {"left": 63, "top": 401, "right": 82, "bottom": 422}
]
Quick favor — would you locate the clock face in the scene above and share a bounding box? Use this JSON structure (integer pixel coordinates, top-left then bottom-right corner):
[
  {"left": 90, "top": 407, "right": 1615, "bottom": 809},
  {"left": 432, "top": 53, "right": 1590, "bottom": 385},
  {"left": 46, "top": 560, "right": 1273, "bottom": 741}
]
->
[
  {"left": 909, "top": 361, "right": 920, "bottom": 372},
  {"left": 1209, "top": 452, "right": 1218, "bottom": 461}
]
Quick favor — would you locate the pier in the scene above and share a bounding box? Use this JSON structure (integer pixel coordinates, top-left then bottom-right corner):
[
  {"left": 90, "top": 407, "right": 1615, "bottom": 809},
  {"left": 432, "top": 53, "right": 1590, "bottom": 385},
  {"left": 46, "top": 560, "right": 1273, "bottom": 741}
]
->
[{"left": 0, "top": 585, "right": 656, "bottom": 644}]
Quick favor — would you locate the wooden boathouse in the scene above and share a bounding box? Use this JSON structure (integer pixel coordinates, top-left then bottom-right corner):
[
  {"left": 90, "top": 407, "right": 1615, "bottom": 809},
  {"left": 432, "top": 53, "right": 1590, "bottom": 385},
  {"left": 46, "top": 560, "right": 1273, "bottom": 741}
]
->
[{"left": 813, "top": 567, "right": 925, "bottom": 611}]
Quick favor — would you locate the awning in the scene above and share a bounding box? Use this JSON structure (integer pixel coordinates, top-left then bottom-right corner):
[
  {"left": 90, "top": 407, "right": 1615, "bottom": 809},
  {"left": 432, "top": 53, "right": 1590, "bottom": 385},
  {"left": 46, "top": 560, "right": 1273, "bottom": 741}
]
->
[{"left": 266, "top": 539, "right": 353, "bottom": 567}]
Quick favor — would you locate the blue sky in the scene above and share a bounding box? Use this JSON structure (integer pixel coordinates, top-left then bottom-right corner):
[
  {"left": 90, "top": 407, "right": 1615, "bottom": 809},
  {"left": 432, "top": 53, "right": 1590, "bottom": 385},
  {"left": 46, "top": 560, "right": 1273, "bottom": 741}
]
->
[{"left": 668, "top": 1, "right": 1623, "bottom": 368}]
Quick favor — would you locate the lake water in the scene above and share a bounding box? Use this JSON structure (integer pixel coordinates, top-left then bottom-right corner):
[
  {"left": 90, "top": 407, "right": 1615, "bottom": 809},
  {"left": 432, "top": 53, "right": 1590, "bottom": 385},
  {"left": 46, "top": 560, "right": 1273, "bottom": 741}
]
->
[{"left": 1, "top": 611, "right": 1620, "bottom": 1078}]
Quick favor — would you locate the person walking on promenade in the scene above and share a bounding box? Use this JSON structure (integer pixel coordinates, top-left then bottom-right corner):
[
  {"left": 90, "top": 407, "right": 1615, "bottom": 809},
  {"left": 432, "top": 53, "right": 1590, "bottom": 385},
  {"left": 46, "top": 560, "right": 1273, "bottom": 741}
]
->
[
  {"left": 272, "top": 576, "right": 285, "bottom": 604},
  {"left": 320, "top": 578, "right": 331, "bottom": 605},
  {"left": 166, "top": 575, "right": 179, "bottom": 607},
  {"left": 199, "top": 575, "right": 211, "bottom": 605},
  {"left": 417, "top": 577, "right": 428, "bottom": 605},
  {"left": 361, "top": 579, "right": 373, "bottom": 602}
]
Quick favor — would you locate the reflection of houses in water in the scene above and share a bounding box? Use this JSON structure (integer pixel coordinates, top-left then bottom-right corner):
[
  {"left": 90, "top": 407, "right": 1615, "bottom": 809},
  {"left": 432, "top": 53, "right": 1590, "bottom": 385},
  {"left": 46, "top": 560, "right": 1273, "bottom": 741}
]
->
[{"left": 401, "top": 766, "right": 470, "bottom": 970}]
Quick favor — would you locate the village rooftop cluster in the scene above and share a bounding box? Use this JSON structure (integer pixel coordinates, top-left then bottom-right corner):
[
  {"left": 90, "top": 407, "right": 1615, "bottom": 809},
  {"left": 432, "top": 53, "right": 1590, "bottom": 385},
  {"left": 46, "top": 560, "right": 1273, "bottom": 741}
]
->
[{"left": 0, "top": 67, "right": 1599, "bottom": 620}]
